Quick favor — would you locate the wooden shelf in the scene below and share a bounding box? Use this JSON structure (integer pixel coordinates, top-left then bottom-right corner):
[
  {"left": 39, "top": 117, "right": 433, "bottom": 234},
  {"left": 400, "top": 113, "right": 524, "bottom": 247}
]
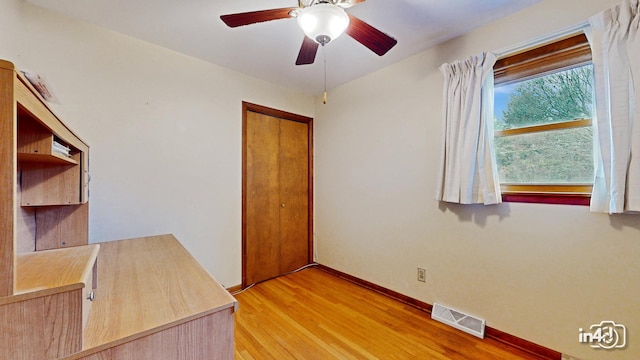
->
[
  {"left": 17, "top": 106, "right": 81, "bottom": 171},
  {"left": 18, "top": 152, "right": 78, "bottom": 165}
]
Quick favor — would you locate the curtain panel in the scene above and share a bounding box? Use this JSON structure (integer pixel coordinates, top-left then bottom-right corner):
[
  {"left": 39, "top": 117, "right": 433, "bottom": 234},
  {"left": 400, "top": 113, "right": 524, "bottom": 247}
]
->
[
  {"left": 588, "top": 0, "right": 640, "bottom": 213},
  {"left": 435, "top": 52, "right": 501, "bottom": 205}
]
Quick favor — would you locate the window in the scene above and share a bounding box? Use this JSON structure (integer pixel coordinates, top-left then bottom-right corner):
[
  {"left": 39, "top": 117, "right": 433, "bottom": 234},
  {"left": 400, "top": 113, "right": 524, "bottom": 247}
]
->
[{"left": 493, "top": 33, "right": 594, "bottom": 205}]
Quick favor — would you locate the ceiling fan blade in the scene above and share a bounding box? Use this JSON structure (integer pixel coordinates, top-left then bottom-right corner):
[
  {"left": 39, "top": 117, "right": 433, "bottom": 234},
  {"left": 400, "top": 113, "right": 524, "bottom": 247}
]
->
[
  {"left": 296, "top": 36, "right": 319, "bottom": 65},
  {"left": 220, "top": 8, "right": 297, "bottom": 28},
  {"left": 339, "top": 0, "right": 366, "bottom": 8},
  {"left": 345, "top": 14, "right": 397, "bottom": 56}
]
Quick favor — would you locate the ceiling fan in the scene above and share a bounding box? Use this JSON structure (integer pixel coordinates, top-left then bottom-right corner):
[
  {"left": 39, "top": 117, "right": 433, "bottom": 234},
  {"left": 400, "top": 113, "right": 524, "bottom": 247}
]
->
[{"left": 220, "top": 0, "right": 398, "bottom": 65}]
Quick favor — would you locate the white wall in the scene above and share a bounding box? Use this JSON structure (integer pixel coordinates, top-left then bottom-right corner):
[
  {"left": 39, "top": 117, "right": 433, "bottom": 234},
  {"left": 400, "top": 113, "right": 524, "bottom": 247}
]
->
[
  {"left": 314, "top": 0, "right": 639, "bottom": 359},
  {"left": 4, "top": 0, "right": 639, "bottom": 358},
  {"left": 0, "top": 0, "right": 314, "bottom": 287}
]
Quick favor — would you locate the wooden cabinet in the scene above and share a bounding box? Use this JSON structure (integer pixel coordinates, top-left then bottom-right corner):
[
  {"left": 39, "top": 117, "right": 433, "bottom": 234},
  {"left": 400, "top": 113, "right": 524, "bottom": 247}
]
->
[
  {"left": 13, "top": 70, "right": 89, "bottom": 206},
  {"left": 77, "top": 235, "right": 237, "bottom": 360},
  {"left": 1, "top": 59, "right": 236, "bottom": 359},
  {"left": 1, "top": 59, "right": 90, "bottom": 297},
  {"left": 18, "top": 111, "right": 88, "bottom": 206},
  {"left": 0, "top": 59, "right": 94, "bottom": 359},
  {"left": 2, "top": 245, "right": 100, "bottom": 358}
]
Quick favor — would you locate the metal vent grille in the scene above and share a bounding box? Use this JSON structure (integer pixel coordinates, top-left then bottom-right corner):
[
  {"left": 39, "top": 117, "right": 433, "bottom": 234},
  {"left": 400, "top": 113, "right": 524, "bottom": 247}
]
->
[{"left": 432, "top": 303, "right": 485, "bottom": 339}]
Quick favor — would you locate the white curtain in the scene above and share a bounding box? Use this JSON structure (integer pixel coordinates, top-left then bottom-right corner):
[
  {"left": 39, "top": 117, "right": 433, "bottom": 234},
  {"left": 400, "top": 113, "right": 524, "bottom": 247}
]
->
[
  {"left": 588, "top": 0, "right": 640, "bottom": 213},
  {"left": 435, "top": 52, "right": 501, "bottom": 205}
]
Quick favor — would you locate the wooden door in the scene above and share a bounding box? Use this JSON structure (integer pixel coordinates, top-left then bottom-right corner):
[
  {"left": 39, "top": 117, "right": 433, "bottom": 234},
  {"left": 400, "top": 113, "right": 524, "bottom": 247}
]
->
[{"left": 243, "top": 102, "right": 313, "bottom": 287}]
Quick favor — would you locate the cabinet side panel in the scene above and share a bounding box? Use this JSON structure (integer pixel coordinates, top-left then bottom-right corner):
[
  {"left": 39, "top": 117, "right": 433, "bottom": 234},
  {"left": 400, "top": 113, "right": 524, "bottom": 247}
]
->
[
  {"left": 80, "top": 148, "right": 89, "bottom": 203},
  {"left": 0, "top": 292, "right": 83, "bottom": 360},
  {"left": 43, "top": 290, "right": 83, "bottom": 358},
  {"left": 0, "top": 297, "right": 49, "bottom": 360},
  {"left": 176, "top": 309, "right": 235, "bottom": 359},
  {"left": 87, "top": 310, "right": 235, "bottom": 360},
  {"left": 0, "top": 292, "right": 83, "bottom": 359},
  {"left": 0, "top": 68, "right": 16, "bottom": 296}
]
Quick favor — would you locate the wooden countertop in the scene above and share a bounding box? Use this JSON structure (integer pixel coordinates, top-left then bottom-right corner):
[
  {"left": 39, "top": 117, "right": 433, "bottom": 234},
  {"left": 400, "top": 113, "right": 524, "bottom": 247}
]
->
[
  {"left": 70, "top": 234, "right": 237, "bottom": 357},
  {"left": 0, "top": 244, "right": 100, "bottom": 305}
]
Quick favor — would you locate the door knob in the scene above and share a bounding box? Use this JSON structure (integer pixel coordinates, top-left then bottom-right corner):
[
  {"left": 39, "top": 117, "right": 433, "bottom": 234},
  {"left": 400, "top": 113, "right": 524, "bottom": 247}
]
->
[{"left": 281, "top": 203, "right": 286, "bottom": 208}]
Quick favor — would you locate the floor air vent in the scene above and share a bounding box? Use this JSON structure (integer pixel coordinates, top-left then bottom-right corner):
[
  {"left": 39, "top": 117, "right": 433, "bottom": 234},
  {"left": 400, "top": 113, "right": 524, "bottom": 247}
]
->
[{"left": 431, "top": 303, "right": 485, "bottom": 339}]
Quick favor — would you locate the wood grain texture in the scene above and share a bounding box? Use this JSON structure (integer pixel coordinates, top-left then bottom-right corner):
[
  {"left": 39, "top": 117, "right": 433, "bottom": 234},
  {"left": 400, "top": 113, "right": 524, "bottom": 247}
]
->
[
  {"left": 79, "top": 235, "right": 236, "bottom": 354},
  {"left": 78, "top": 309, "right": 234, "bottom": 360},
  {"left": 0, "top": 59, "right": 15, "bottom": 71},
  {"left": 13, "top": 244, "right": 99, "bottom": 297},
  {"left": 235, "top": 267, "right": 551, "bottom": 360},
  {"left": 316, "top": 264, "right": 434, "bottom": 313},
  {"left": 245, "top": 111, "right": 282, "bottom": 285},
  {"left": 35, "top": 203, "right": 89, "bottom": 250},
  {"left": 278, "top": 119, "right": 309, "bottom": 275},
  {"left": 296, "top": 36, "right": 319, "bottom": 65},
  {"left": 494, "top": 33, "right": 591, "bottom": 85},
  {"left": 20, "top": 152, "right": 82, "bottom": 206},
  {"left": 4, "top": 235, "right": 234, "bottom": 360},
  {"left": 220, "top": 7, "right": 296, "bottom": 28},
  {"left": 14, "top": 75, "right": 88, "bottom": 154},
  {"left": 345, "top": 14, "right": 397, "bottom": 56},
  {"left": 13, "top": 69, "right": 89, "bottom": 205},
  {"left": 16, "top": 112, "right": 79, "bottom": 165},
  {"left": 81, "top": 263, "right": 94, "bottom": 341},
  {"left": 317, "top": 265, "right": 562, "bottom": 360},
  {"left": 242, "top": 102, "right": 314, "bottom": 288},
  {"left": 0, "top": 66, "right": 16, "bottom": 296},
  {"left": 44, "top": 290, "right": 84, "bottom": 358},
  {"left": 0, "top": 289, "right": 83, "bottom": 359}
]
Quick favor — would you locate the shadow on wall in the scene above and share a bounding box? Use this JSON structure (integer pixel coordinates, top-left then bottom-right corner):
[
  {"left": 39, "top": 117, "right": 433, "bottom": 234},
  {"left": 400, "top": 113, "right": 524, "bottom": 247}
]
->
[
  {"left": 437, "top": 201, "right": 511, "bottom": 227},
  {"left": 438, "top": 200, "right": 640, "bottom": 232},
  {"left": 609, "top": 213, "right": 640, "bottom": 231}
]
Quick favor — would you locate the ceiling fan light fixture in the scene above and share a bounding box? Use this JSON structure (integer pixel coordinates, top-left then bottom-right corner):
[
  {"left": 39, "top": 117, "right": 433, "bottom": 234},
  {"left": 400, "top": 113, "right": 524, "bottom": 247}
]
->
[{"left": 297, "top": 4, "right": 350, "bottom": 46}]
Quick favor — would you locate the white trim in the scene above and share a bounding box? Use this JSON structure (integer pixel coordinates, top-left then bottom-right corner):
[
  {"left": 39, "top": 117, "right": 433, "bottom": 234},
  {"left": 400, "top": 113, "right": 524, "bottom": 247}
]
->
[{"left": 494, "top": 21, "right": 590, "bottom": 58}]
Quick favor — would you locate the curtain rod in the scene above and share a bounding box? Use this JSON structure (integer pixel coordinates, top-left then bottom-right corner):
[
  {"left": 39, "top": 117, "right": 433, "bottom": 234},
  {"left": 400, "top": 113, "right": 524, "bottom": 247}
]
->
[{"left": 494, "top": 20, "right": 590, "bottom": 58}]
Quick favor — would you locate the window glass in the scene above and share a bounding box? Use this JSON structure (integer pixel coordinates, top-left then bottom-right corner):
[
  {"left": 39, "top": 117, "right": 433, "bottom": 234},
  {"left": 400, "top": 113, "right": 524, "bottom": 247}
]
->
[
  {"left": 493, "top": 33, "right": 594, "bottom": 204},
  {"left": 495, "top": 126, "right": 593, "bottom": 183},
  {"left": 494, "top": 64, "right": 594, "bottom": 185},
  {"left": 495, "top": 65, "right": 593, "bottom": 130}
]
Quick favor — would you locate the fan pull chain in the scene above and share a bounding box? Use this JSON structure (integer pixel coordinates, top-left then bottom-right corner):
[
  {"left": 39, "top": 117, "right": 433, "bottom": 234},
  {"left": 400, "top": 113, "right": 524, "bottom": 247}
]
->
[{"left": 322, "top": 45, "right": 328, "bottom": 104}]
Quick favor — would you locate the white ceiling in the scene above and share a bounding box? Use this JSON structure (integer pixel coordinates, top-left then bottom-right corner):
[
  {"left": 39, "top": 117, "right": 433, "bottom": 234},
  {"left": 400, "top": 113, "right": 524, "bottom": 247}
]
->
[{"left": 26, "top": 0, "right": 540, "bottom": 95}]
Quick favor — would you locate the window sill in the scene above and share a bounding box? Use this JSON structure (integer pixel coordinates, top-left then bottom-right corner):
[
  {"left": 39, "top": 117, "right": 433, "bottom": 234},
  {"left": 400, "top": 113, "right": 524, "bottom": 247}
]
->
[{"left": 501, "top": 193, "right": 590, "bottom": 205}]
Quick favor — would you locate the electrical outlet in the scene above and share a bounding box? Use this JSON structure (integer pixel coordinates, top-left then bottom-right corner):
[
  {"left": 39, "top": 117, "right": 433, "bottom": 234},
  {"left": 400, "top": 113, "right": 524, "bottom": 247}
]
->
[{"left": 417, "top": 268, "right": 426, "bottom": 282}]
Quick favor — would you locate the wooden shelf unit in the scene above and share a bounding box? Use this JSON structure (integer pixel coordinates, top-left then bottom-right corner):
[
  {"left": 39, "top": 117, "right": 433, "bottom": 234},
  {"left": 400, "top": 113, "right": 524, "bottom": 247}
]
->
[
  {"left": 17, "top": 107, "right": 80, "bottom": 165},
  {"left": 2, "top": 59, "right": 90, "bottom": 296},
  {"left": 0, "top": 58, "right": 93, "bottom": 359},
  {"left": 1, "top": 59, "right": 236, "bottom": 359}
]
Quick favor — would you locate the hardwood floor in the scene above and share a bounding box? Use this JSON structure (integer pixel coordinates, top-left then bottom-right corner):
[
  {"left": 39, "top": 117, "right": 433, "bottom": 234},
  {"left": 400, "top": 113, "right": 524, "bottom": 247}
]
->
[{"left": 234, "top": 267, "right": 542, "bottom": 359}]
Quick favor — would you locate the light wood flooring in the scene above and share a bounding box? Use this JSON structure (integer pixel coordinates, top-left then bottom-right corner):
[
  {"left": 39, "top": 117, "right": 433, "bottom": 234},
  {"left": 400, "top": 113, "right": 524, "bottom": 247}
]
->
[{"left": 233, "top": 267, "right": 541, "bottom": 359}]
